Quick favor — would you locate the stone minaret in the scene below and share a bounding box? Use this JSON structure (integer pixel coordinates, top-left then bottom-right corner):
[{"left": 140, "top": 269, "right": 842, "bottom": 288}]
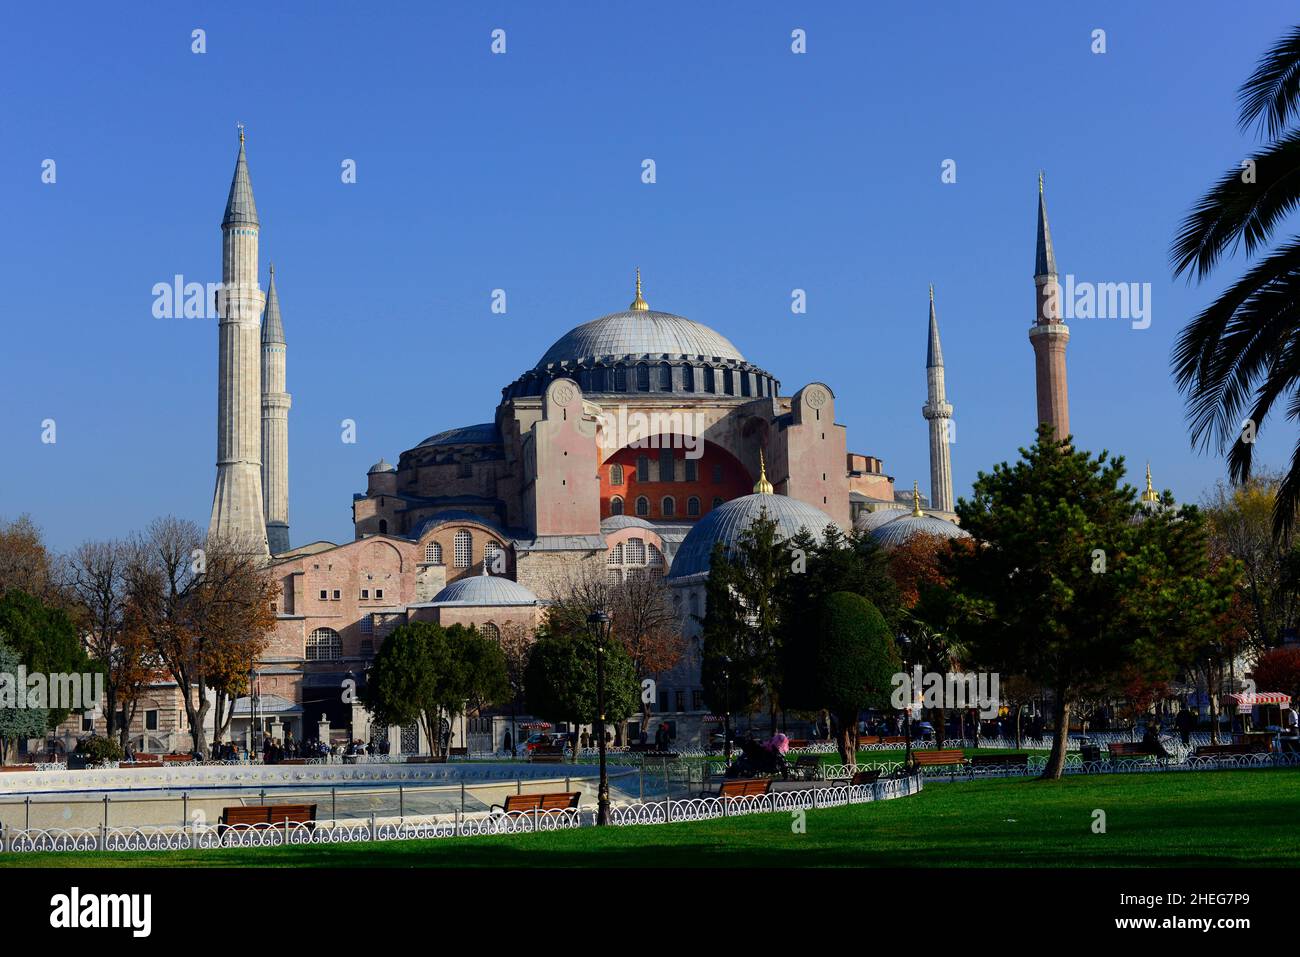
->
[
  {"left": 922, "top": 285, "right": 954, "bottom": 512},
  {"left": 261, "top": 263, "right": 291, "bottom": 555},
  {"left": 209, "top": 127, "right": 269, "bottom": 554},
  {"left": 1029, "top": 172, "right": 1070, "bottom": 443}
]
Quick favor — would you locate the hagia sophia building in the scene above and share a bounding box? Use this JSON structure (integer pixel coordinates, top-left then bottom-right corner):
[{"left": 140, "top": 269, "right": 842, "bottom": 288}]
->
[{"left": 101, "top": 133, "right": 1074, "bottom": 755}]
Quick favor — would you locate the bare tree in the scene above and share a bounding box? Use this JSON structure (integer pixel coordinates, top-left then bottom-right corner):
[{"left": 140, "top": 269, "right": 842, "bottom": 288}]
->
[
  {"left": 544, "top": 562, "right": 683, "bottom": 737},
  {"left": 67, "top": 539, "right": 157, "bottom": 746},
  {"left": 497, "top": 621, "right": 533, "bottom": 751},
  {"left": 126, "top": 520, "right": 277, "bottom": 756}
]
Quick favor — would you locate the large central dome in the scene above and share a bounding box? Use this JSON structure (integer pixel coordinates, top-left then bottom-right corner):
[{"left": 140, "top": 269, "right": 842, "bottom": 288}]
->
[
  {"left": 536, "top": 309, "right": 746, "bottom": 367},
  {"left": 501, "top": 275, "right": 779, "bottom": 401}
]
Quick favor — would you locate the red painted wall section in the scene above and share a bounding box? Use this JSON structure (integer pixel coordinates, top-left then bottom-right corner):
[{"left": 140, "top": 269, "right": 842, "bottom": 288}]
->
[
  {"left": 531, "top": 379, "right": 601, "bottom": 535},
  {"left": 600, "top": 438, "right": 752, "bottom": 521}
]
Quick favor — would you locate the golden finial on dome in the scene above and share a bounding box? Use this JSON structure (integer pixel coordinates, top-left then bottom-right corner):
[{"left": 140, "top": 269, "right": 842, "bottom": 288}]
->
[
  {"left": 630, "top": 268, "right": 649, "bottom": 311},
  {"left": 1142, "top": 463, "right": 1159, "bottom": 503},
  {"left": 912, "top": 481, "right": 923, "bottom": 517},
  {"left": 237, "top": 122, "right": 245, "bottom": 145},
  {"left": 753, "top": 448, "right": 774, "bottom": 495}
]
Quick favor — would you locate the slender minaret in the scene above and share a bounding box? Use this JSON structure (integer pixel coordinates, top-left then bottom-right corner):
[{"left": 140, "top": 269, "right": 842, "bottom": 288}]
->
[
  {"left": 1029, "top": 172, "right": 1070, "bottom": 442},
  {"left": 922, "top": 285, "right": 954, "bottom": 512},
  {"left": 261, "top": 263, "right": 291, "bottom": 555},
  {"left": 209, "top": 126, "right": 269, "bottom": 554}
]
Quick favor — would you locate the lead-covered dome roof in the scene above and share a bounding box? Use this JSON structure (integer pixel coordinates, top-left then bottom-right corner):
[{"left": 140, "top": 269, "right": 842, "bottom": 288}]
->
[
  {"left": 429, "top": 571, "right": 540, "bottom": 606},
  {"left": 537, "top": 310, "right": 746, "bottom": 367},
  {"left": 668, "top": 493, "right": 839, "bottom": 579},
  {"left": 502, "top": 279, "right": 779, "bottom": 401}
]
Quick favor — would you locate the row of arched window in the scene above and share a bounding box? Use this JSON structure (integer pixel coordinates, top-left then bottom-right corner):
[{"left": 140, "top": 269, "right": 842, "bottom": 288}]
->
[
  {"left": 610, "top": 495, "right": 721, "bottom": 518},
  {"left": 609, "top": 458, "right": 721, "bottom": 485},
  {"left": 422, "top": 531, "right": 504, "bottom": 570},
  {"left": 309, "top": 621, "right": 504, "bottom": 660}
]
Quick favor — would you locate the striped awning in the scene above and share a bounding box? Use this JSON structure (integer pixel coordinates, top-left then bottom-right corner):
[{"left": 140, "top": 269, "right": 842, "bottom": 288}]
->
[{"left": 1225, "top": 692, "right": 1291, "bottom": 711}]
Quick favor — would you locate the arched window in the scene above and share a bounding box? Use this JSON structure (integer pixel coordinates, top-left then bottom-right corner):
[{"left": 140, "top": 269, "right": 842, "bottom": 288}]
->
[
  {"left": 682, "top": 367, "right": 695, "bottom": 392},
  {"left": 481, "top": 622, "right": 501, "bottom": 641},
  {"left": 307, "top": 628, "right": 342, "bottom": 662},
  {"left": 635, "top": 496, "right": 649, "bottom": 517},
  {"left": 610, "top": 495, "right": 624, "bottom": 515},
  {"left": 659, "top": 448, "right": 674, "bottom": 482},
  {"left": 626, "top": 538, "right": 646, "bottom": 564},
  {"left": 454, "top": 529, "right": 472, "bottom": 568},
  {"left": 649, "top": 545, "right": 664, "bottom": 566},
  {"left": 659, "top": 362, "right": 673, "bottom": 390},
  {"left": 607, "top": 543, "right": 624, "bottom": 565},
  {"left": 712, "top": 497, "right": 724, "bottom": 510},
  {"left": 685, "top": 459, "right": 697, "bottom": 482},
  {"left": 704, "top": 368, "right": 716, "bottom": 393},
  {"left": 637, "top": 456, "right": 650, "bottom": 481},
  {"left": 614, "top": 366, "right": 627, "bottom": 391},
  {"left": 661, "top": 496, "right": 675, "bottom": 518},
  {"left": 610, "top": 463, "right": 624, "bottom": 485},
  {"left": 424, "top": 542, "right": 442, "bottom": 564},
  {"left": 688, "top": 496, "right": 701, "bottom": 517},
  {"left": 689, "top": 593, "right": 700, "bottom": 618},
  {"left": 636, "top": 363, "right": 650, "bottom": 391},
  {"left": 484, "top": 540, "right": 503, "bottom": 573},
  {"left": 378, "top": 519, "right": 388, "bottom": 534}
]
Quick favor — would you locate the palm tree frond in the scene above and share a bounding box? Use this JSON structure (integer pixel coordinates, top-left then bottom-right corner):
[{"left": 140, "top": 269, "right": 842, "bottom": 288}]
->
[{"left": 1239, "top": 26, "right": 1300, "bottom": 139}]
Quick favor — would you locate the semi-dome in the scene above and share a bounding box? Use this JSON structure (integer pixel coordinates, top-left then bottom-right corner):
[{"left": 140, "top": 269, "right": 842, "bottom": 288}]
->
[
  {"left": 367, "top": 458, "right": 396, "bottom": 474},
  {"left": 668, "top": 493, "right": 839, "bottom": 579},
  {"left": 868, "top": 512, "right": 971, "bottom": 549},
  {"left": 537, "top": 310, "right": 746, "bottom": 367},
  {"left": 429, "top": 570, "right": 540, "bottom": 606},
  {"left": 417, "top": 422, "right": 501, "bottom": 449}
]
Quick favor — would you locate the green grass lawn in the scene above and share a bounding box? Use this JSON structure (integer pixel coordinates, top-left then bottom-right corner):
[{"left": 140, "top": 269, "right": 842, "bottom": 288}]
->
[{"left": 3, "top": 768, "right": 1297, "bottom": 868}]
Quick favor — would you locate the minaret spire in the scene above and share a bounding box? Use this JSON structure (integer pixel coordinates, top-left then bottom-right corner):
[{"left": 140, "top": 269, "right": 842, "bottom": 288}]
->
[
  {"left": 210, "top": 128, "right": 269, "bottom": 555},
  {"left": 922, "top": 286, "right": 955, "bottom": 512},
  {"left": 1141, "top": 463, "right": 1160, "bottom": 504},
  {"left": 1029, "top": 173, "right": 1070, "bottom": 443},
  {"left": 261, "top": 264, "right": 291, "bottom": 554}
]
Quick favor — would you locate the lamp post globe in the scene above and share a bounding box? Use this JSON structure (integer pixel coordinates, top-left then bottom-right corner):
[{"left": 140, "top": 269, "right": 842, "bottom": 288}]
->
[{"left": 587, "top": 610, "right": 613, "bottom": 826}]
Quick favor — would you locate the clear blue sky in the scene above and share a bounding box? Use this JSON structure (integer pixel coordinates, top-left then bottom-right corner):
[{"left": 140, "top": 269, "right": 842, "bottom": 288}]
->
[{"left": 3, "top": 1, "right": 1296, "bottom": 552}]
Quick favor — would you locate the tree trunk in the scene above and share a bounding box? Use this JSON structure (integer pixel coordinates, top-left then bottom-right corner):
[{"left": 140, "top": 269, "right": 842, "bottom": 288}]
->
[
  {"left": 1042, "top": 695, "right": 1071, "bottom": 780},
  {"left": 1013, "top": 704, "right": 1023, "bottom": 751},
  {"left": 186, "top": 698, "right": 210, "bottom": 757},
  {"left": 935, "top": 705, "right": 946, "bottom": 750},
  {"left": 835, "top": 710, "right": 856, "bottom": 766}
]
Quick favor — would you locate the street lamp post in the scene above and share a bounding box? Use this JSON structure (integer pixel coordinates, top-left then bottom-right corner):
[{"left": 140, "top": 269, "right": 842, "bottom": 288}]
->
[
  {"left": 721, "top": 655, "right": 733, "bottom": 766},
  {"left": 897, "top": 637, "right": 914, "bottom": 772},
  {"left": 248, "top": 666, "right": 260, "bottom": 761},
  {"left": 587, "top": 610, "right": 613, "bottom": 826}
]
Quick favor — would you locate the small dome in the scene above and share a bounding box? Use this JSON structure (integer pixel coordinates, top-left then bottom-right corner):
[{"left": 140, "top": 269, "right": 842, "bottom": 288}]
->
[
  {"left": 868, "top": 513, "right": 970, "bottom": 548},
  {"left": 537, "top": 310, "right": 746, "bottom": 367},
  {"left": 854, "top": 507, "right": 907, "bottom": 533},
  {"left": 430, "top": 571, "right": 539, "bottom": 607},
  {"left": 368, "top": 458, "right": 396, "bottom": 474},
  {"left": 668, "top": 493, "right": 839, "bottom": 579},
  {"left": 600, "top": 515, "right": 658, "bottom": 532}
]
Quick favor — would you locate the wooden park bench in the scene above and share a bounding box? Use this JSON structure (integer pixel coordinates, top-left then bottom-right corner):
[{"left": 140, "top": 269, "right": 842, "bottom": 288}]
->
[
  {"left": 857, "top": 735, "right": 882, "bottom": 745},
  {"left": 849, "top": 769, "right": 882, "bottom": 786},
  {"left": 491, "top": 792, "right": 580, "bottom": 814},
  {"left": 911, "top": 749, "right": 966, "bottom": 769},
  {"left": 1192, "top": 742, "right": 1268, "bottom": 759},
  {"left": 449, "top": 746, "right": 468, "bottom": 757},
  {"left": 219, "top": 803, "right": 317, "bottom": 833},
  {"left": 785, "top": 739, "right": 810, "bottom": 749},
  {"left": 406, "top": 754, "right": 447, "bottom": 764},
  {"left": 1108, "top": 742, "right": 1165, "bottom": 765},
  {"left": 162, "top": 753, "right": 194, "bottom": 763},
  {"left": 881, "top": 736, "right": 909, "bottom": 744},
  {"left": 120, "top": 759, "right": 163, "bottom": 769},
  {"left": 792, "top": 755, "right": 822, "bottom": 780},
  {"left": 968, "top": 753, "right": 1030, "bottom": 771},
  {"left": 0, "top": 764, "right": 37, "bottom": 773},
  {"left": 278, "top": 758, "right": 308, "bottom": 765},
  {"left": 717, "top": 778, "right": 772, "bottom": 799}
]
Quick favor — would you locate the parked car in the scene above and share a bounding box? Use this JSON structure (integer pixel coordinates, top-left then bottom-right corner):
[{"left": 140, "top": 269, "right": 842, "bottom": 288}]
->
[{"left": 523, "top": 732, "right": 571, "bottom": 753}]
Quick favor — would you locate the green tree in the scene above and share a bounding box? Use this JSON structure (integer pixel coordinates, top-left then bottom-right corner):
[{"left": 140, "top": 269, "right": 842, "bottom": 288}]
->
[
  {"left": 948, "top": 427, "right": 1233, "bottom": 779},
  {"left": 0, "top": 637, "right": 49, "bottom": 764},
  {"left": 783, "top": 592, "right": 899, "bottom": 764},
  {"left": 524, "top": 629, "right": 638, "bottom": 761},
  {"left": 364, "top": 621, "right": 508, "bottom": 757},
  {"left": 1171, "top": 26, "right": 1300, "bottom": 538},
  {"left": 699, "top": 510, "right": 796, "bottom": 732},
  {"left": 0, "top": 590, "right": 98, "bottom": 729}
]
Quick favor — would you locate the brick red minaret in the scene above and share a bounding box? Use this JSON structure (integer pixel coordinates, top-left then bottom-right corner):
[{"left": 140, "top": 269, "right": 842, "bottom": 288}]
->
[{"left": 1029, "top": 172, "right": 1070, "bottom": 442}]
